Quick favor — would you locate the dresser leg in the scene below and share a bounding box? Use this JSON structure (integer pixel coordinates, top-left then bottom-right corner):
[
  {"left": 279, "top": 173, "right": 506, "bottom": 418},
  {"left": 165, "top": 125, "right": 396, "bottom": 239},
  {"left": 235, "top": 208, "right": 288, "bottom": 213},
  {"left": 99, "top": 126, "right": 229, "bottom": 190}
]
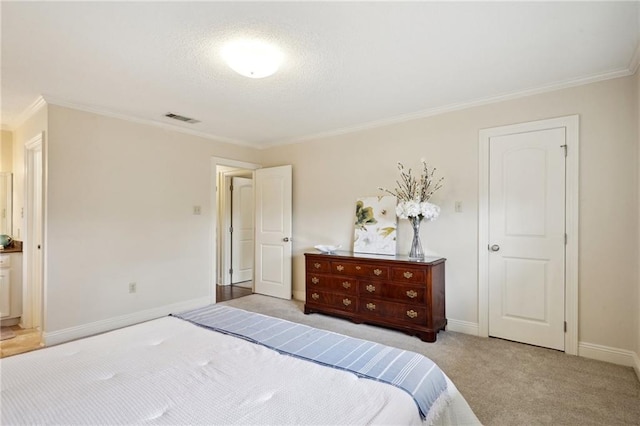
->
[{"left": 417, "top": 330, "right": 437, "bottom": 343}]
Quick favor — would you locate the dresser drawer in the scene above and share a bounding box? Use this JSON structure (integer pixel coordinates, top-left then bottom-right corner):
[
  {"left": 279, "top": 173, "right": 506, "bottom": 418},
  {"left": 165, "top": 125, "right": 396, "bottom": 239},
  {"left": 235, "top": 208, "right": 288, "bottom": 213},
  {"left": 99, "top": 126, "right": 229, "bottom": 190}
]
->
[
  {"left": 307, "top": 290, "right": 357, "bottom": 313},
  {"left": 330, "top": 277, "right": 357, "bottom": 294},
  {"left": 392, "top": 267, "right": 426, "bottom": 283},
  {"left": 330, "top": 261, "right": 389, "bottom": 279},
  {"left": 306, "top": 258, "right": 330, "bottom": 273},
  {"left": 359, "top": 298, "right": 426, "bottom": 324},
  {"left": 359, "top": 281, "right": 425, "bottom": 304},
  {"left": 0, "top": 255, "right": 10, "bottom": 268}
]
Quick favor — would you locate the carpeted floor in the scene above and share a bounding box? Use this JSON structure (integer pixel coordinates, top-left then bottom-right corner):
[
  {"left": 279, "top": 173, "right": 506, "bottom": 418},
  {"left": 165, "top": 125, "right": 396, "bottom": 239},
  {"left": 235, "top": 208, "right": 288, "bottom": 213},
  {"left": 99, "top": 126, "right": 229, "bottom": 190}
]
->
[{"left": 221, "top": 294, "right": 640, "bottom": 426}]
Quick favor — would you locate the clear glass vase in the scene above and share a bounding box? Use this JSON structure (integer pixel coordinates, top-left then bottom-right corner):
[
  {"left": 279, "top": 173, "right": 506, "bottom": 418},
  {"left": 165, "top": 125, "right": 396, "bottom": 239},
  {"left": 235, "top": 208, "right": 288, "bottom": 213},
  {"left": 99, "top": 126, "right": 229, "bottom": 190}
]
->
[{"left": 408, "top": 216, "right": 424, "bottom": 260}]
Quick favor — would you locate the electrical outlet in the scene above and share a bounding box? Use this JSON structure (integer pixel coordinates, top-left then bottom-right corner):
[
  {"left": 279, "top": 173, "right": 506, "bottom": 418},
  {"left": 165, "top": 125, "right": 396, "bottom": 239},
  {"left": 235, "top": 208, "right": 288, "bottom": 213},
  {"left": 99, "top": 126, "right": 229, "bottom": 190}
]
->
[
  {"left": 129, "top": 282, "right": 137, "bottom": 294},
  {"left": 193, "top": 205, "right": 202, "bottom": 215}
]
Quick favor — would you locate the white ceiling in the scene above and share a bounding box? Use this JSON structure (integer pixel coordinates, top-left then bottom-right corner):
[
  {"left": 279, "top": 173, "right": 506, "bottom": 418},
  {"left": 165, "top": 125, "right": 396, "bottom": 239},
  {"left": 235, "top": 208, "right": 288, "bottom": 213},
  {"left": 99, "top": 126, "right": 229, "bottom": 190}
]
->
[{"left": 2, "top": 2, "right": 639, "bottom": 148}]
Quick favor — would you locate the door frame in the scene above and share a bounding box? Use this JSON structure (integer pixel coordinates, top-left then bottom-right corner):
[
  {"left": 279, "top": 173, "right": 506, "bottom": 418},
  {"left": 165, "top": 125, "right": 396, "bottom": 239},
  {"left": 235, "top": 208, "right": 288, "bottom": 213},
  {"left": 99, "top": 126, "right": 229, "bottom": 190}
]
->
[
  {"left": 221, "top": 171, "right": 253, "bottom": 285},
  {"left": 22, "top": 132, "right": 46, "bottom": 332},
  {"left": 210, "top": 157, "right": 261, "bottom": 304},
  {"left": 478, "top": 115, "right": 579, "bottom": 355}
]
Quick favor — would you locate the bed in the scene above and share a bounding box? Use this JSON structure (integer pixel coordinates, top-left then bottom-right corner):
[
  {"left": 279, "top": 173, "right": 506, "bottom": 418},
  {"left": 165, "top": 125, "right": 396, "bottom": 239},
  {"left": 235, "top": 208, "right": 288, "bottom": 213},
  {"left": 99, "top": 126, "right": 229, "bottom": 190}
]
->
[{"left": 1, "top": 305, "right": 480, "bottom": 425}]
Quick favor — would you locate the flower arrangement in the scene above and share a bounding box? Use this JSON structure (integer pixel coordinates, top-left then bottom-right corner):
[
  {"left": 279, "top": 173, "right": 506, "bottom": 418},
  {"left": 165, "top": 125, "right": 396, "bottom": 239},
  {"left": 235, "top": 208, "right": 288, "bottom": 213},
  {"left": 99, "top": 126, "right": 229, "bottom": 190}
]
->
[
  {"left": 378, "top": 160, "right": 443, "bottom": 259},
  {"left": 378, "top": 160, "right": 443, "bottom": 222}
]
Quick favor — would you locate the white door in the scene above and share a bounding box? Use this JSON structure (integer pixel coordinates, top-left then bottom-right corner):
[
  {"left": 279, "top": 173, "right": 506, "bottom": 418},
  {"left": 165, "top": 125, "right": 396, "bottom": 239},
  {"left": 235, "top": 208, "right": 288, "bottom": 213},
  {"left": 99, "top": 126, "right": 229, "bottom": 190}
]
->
[
  {"left": 488, "top": 128, "right": 566, "bottom": 350},
  {"left": 231, "top": 177, "right": 254, "bottom": 284},
  {"left": 254, "top": 165, "right": 292, "bottom": 300}
]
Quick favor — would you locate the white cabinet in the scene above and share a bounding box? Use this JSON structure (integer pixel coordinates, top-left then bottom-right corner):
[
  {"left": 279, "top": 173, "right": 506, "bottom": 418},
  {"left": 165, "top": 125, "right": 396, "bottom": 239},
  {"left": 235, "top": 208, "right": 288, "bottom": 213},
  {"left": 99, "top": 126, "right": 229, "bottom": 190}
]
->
[{"left": 0, "top": 253, "right": 22, "bottom": 320}]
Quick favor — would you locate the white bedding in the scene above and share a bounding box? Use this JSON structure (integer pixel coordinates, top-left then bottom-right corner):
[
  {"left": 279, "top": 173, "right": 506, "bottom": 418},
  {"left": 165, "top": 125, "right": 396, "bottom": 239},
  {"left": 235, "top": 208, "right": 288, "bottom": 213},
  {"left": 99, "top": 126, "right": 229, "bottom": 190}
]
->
[{"left": 1, "top": 316, "right": 480, "bottom": 425}]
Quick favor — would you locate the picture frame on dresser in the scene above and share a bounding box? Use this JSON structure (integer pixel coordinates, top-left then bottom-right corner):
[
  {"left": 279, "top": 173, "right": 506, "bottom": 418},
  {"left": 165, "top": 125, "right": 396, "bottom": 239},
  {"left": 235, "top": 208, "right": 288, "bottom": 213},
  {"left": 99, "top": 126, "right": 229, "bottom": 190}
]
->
[{"left": 304, "top": 251, "right": 446, "bottom": 342}]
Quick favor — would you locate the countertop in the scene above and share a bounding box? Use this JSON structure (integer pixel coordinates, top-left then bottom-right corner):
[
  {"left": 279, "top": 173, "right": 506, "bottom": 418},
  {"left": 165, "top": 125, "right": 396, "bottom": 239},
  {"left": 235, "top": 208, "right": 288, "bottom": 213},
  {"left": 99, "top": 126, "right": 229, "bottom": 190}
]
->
[{"left": 0, "top": 240, "right": 23, "bottom": 253}]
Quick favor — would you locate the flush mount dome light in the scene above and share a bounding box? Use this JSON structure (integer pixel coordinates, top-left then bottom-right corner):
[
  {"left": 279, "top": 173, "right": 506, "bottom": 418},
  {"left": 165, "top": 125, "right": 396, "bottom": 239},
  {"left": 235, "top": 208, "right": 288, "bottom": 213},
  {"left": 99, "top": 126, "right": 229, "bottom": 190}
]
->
[{"left": 222, "top": 39, "right": 283, "bottom": 79}]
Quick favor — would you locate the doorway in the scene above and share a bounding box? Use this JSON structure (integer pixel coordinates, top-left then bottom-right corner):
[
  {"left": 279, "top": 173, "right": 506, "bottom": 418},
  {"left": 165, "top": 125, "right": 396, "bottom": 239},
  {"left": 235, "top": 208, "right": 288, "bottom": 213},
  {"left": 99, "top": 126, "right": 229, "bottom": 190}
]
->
[
  {"left": 212, "top": 159, "right": 260, "bottom": 303},
  {"left": 478, "top": 116, "right": 579, "bottom": 354},
  {"left": 22, "top": 132, "right": 44, "bottom": 334}
]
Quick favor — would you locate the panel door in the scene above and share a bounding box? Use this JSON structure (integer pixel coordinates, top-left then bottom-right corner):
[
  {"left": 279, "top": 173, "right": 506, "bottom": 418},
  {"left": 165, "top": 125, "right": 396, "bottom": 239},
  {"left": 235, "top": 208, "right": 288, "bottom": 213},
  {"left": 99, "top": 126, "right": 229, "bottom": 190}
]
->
[
  {"left": 489, "top": 127, "right": 566, "bottom": 350},
  {"left": 231, "top": 177, "right": 254, "bottom": 284},
  {"left": 254, "top": 165, "right": 292, "bottom": 300}
]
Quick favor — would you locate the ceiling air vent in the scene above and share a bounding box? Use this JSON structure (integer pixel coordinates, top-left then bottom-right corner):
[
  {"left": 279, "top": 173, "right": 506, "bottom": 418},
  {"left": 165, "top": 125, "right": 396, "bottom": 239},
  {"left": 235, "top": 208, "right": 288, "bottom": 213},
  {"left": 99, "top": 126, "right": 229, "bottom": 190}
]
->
[{"left": 164, "top": 113, "right": 200, "bottom": 124}]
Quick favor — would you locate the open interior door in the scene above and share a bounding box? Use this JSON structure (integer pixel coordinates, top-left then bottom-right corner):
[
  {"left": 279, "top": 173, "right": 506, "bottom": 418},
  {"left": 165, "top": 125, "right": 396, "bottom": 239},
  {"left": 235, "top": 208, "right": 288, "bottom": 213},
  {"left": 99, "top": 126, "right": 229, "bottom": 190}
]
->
[{"left": 254, "top": 165, "right": 292, "bottom": 299}]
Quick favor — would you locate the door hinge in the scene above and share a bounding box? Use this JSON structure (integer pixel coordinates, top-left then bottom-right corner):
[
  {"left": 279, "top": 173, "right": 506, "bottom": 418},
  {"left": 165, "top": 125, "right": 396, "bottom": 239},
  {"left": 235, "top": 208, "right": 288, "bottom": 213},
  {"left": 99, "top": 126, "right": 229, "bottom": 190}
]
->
[
  {"left": 561, "top": 144, "right": 567, "bottom": 157},
  {"left": 564, "top": 321, "right": 567, "bottom": 332},
  {"left": 229, "top": 226, "right": 233, "bottom": 233},
  {"left": 229, "top": 268, "right": 233, "bottom": 275},
  {"left": 230, "top": 185, "right": 233, "bottom": 191},
  {"left": 565, "top": 233, "right": 567, "bottom": 245}
]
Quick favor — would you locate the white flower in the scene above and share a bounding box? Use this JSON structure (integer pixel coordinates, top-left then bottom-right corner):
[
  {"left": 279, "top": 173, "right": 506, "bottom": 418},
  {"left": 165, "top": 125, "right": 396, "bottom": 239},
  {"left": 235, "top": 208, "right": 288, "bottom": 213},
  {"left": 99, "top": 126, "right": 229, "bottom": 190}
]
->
[{"left": 420, "top": 202, "right": 440, "bottom": 221}]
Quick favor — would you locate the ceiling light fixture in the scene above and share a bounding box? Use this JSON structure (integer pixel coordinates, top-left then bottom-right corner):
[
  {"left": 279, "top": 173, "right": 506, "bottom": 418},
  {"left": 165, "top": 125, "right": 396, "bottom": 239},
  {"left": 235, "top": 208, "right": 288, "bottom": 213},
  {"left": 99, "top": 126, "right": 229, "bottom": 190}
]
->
[{"left": 221, "top": 39, "right": 283, "bottom": 79}]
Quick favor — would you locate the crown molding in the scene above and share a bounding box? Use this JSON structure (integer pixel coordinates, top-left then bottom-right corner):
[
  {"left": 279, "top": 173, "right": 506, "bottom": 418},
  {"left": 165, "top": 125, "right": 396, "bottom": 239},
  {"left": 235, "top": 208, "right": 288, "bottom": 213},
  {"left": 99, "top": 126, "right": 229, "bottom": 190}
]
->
[
  {"left": 1, "top": 123, "right": 14, "bottom": 132},
  {"left": 266, "top": 67, "right": 634, "bottom": 148},
  {"left": 12, "top": 96, "right": 47, "bottom": 130},
  {"left": 41, "top": 95, "right": 262, "bottom": 150}
]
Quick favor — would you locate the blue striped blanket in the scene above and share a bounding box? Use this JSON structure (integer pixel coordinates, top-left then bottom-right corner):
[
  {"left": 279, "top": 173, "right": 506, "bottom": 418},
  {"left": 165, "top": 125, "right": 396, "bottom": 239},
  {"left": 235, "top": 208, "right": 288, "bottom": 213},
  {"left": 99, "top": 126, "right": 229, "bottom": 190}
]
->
[{"left": 173, "top": 304, "right": 449, "bottom": 420}]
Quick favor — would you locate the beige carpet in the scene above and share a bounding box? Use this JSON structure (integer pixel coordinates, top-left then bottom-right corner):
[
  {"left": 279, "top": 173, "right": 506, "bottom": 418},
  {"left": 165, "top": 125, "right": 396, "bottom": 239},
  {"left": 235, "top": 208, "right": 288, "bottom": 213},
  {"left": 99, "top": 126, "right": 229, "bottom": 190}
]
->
[{"left": 221, "top": 294, "right": 640, "bottom": 426}]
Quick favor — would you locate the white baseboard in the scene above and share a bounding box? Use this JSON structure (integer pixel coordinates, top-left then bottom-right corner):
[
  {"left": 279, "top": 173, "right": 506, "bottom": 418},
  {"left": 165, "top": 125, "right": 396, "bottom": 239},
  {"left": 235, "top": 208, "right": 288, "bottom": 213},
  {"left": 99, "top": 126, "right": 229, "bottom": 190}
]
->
[
  {"left": 293, "top": 290, "right": 305, "bottom": 301},
  {"left": 446, "top": 319, "right": 479, "bottom": 336},
  {"left": 43, "top": 297, "right": 211, "bottom": 347},
  {"left": 633, "top": 351, "right": 640, "bottom": 382},
  {"left": 578, "top": 341, "right": 638, "bottom": 370}
]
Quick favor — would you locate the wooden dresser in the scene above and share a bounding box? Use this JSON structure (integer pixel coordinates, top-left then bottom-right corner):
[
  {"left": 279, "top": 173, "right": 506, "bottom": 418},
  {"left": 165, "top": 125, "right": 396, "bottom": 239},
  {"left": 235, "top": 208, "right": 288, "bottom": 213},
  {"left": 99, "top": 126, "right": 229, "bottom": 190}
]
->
[{"left": 304, "top": 252, "right": 446, "bottom": 342}]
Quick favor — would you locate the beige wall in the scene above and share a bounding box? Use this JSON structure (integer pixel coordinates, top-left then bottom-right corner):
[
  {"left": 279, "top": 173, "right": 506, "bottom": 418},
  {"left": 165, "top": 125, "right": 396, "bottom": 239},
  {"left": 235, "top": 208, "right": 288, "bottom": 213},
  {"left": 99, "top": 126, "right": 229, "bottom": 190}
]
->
[
  {"left": 45, "top": 105, "right": 260, "bottom": 332},
  {"left": 0, "top": 130, "right": 13, "bottom": 172},
  {"left": 262, "top": 75, "right": 639, "bottom": 351}
]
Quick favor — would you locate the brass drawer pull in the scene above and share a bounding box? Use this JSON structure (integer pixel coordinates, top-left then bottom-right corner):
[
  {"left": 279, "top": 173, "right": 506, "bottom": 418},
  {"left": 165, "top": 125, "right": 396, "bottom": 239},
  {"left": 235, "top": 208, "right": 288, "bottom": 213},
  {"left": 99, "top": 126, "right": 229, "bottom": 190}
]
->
[
  {"left": 342, "top": 281, "right": 351, "bottom": 289},
  {"left": 373, "top": 269, "right": 383, "bottom": 276},
  {"left": 406, "top": 310, "right": 418, "bottom": 319},
  {"left": 403, "top": 271, "right": 413, "bottom": 279},
  {"left": 355, "top": 266, "right": 361, "bottom": 270},
  {"left": 336, "top": 265, "right": 344, "bottom": 272},
  {"left": 314, "top": 262, "right": 321, "bottom": 269},
  {"left": 366, "top": 303, "right": 376, "bottom": 311},
  {"left": 365, "top": 284, "right": 376, "bottom": 293},
  {"left": 311, "top": 293, "right": 320, "bottom": 300},
  {"left": 343, "top": 298, "right": 352, "bottom": 306},
  {"left": 311, "top": 277, "right": 319, "bottom": 284},
  {"left": 406, "top": 290, "right": 418, "bottom": 299}
]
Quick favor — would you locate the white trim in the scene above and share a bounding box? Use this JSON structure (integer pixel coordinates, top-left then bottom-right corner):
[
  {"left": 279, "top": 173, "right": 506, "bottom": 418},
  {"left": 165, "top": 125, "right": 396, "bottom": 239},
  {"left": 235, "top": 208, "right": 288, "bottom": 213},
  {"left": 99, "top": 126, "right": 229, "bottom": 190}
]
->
[
  {"left": 1, "top": 124, "right": 14, "bottom": 132},
  {"left": 446, "top": 319, "right": 479, "bottom": 336},
  {"left": 41, "top": 95, "right": 260, "bottom": 149},
  {"left": 13, "top": 96, "right": 47, "bottom": 130},
  {"left": 43, "top": 296, "right": 211, "bottom": 346},
  {"left": 293, "top": 289, "right": 305, "bottom": 301},
  {"left": 629, "top": 40, "right": 640, "bottom": 74},
  {"left": 21, "top": 132, "right": 45, "bottom": 333},
  {"left": 578, "top": 342, "right": 638, "bottom": 368},
  {"left": 478, "top": 115, "right": 579, "bottom": 356},
  {"left": 268, "top": 69, "right": 629, "bottom": 148},
  {"left": 633, "top": 351, "right": 640, "bottom": 382},
  {"left": 210, "top": 157, "right": 261, "bottom": 305}
]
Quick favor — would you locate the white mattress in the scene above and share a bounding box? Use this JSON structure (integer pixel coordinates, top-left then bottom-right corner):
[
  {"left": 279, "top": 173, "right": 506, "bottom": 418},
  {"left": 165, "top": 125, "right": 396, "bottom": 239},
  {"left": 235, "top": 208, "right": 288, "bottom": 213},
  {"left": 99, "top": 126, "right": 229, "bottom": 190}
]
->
[{"left": 1, "top": 316, "right": 480, "bottom": 425}]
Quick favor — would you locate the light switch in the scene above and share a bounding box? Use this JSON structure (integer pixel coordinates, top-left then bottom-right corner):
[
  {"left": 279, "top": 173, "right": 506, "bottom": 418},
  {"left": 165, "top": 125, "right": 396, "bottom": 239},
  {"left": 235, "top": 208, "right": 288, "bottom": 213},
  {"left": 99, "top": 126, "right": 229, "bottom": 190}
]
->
[{"left": 455, "top": 201, "right": 462, "bottom": 212}]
